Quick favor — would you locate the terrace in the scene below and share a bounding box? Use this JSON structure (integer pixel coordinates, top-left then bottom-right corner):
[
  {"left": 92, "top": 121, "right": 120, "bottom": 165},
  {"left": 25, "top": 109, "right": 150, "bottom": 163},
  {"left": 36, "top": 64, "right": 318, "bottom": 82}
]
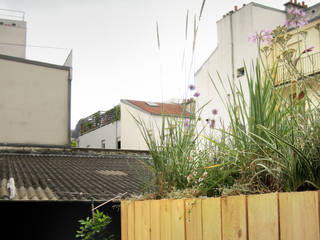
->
[{"left": 79, "top": 106, "right": 120, "bottom": 135}]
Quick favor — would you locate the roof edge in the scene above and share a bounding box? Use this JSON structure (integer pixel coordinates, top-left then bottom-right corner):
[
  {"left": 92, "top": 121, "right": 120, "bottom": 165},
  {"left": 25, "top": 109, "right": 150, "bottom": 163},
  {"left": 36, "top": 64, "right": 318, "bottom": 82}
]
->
[{"left": 0, "top": 54, "right": 70, "bottom": 71}]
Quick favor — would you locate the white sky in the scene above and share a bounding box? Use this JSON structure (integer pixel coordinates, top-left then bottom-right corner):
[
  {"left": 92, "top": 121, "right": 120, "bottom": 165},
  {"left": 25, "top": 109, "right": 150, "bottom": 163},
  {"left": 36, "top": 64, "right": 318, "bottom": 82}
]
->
[{"left": 1, "top": 0, "right": 319, "bottom": 128}]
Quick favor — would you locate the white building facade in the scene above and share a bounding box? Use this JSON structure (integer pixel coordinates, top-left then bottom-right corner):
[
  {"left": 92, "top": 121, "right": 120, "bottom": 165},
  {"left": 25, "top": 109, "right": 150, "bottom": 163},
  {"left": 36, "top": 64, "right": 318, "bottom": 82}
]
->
[
  {"left": 195, "top": 3, "right": 286, "bottom": 132},
  {"left": 78, "top": 100, "right": 190, "bottom": 150}
]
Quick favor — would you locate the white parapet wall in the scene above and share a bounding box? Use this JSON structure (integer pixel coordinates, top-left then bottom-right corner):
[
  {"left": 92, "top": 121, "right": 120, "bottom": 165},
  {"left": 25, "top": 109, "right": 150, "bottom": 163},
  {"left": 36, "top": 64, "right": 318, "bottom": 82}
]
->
[{"left": 78, "top": 121, "right": 120, "bottom": 149}]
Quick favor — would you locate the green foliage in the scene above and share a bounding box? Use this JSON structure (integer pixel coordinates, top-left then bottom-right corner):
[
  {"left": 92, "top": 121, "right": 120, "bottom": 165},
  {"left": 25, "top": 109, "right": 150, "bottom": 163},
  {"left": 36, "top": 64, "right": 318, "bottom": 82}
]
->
[
  {"left": 134, "top": 111, "right": 201, "bottom": 198},
  {"left": 76, "top": 210, "right": 114, "bottom": 240},
  {"left": 71, "top": 140, "right": 77, "bottom": 148}
]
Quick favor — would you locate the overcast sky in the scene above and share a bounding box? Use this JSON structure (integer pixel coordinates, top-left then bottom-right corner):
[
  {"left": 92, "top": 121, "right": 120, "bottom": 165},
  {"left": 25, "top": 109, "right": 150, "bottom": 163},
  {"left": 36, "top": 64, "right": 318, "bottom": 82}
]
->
[{"left": 1, "top": 0, "right": 319, "bottom": 128}]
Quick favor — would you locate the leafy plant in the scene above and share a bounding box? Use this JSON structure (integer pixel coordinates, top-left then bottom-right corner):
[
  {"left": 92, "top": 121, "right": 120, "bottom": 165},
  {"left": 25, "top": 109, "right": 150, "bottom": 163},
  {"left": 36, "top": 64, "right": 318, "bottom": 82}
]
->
[{"left": 76, "top": 210, "right": 114, "bottom": 240}]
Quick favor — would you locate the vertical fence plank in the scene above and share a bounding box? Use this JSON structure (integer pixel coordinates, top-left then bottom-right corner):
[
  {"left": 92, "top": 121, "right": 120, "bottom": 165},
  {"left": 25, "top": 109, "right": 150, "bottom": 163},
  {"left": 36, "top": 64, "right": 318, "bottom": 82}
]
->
[
  {"left": 279, "top": 191, "right": 320, "bottom": 240},
  {"left": 202, "top": 198, "right": 222, "bottom": 240},
  {"left": 221, "top": 195, "right": 247, "bottom": 240},
  {"left": 247, "top": 193, "right": 279, "bottom": 240},
  {"left": 121, "top": 201, "right": 129, "bottom": 240},
  {"left": 160, "top": 199, "right": 172, "bottom": 240},
  {"left": 135, "top": 201, "right": 151, "bottom": 240},
  {"left": 171, "top": 199, "right": 185, "bottom": 240},
  {"left": 150, "top": 200, "right": 161, "bottom": 240},
  {"left": 127, "top": 201, "right": 135, "bottom": 240},
  {"left": 185, "top": 198, "right": 203, "bottom": 240},
  {"left": 135, "top": 201, "right": 143, "bottom": 240}
]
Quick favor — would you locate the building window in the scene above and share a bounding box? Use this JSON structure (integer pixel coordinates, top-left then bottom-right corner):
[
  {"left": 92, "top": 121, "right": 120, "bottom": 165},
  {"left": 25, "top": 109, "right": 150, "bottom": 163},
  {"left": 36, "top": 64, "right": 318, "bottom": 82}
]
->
[
  {"left": 117, "top": 140, "right": 121, "bottom": 150},
  {"left": 237, "top": 67, "right": 245, "bottom": 78},
  {"left": 101, "top": 139, "right": 106, "bottom": 149}
]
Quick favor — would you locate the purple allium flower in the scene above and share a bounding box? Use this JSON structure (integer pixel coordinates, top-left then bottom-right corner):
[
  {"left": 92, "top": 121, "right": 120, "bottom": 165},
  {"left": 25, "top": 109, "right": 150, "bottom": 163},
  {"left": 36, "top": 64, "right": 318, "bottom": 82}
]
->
[
  {"left": 212, "top": 109, "right": 218, "bottom": 115},
  {"left": 193, "top": 92, "right": 200, "bottom": 97},
  {"left": 287, "top": 7, "right": 294, "bottom": 14},
  {"left": 286, "top": 7, "right": 308, "bottom": 29},
  {"left": 248, "top": 30, "right": 273, "bottom": 44},
  {"left": 185, "top": 118, "right": 190, "bottom": 127},
  {"left": 248, "top": 33, "right": 258, "bottom": 43},
  {"left": 302, "top": 46, "right": 314, "bottom": 54},
  {"left": 188, "top": 84, "right": 195, "bottom": 90},
  {"left": 293, "top": 7, "right": 301, "bottom": 16}
]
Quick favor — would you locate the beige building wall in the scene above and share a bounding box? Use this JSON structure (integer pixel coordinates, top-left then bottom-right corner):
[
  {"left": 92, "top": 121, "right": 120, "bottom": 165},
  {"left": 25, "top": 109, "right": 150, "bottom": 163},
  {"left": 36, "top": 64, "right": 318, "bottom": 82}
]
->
[
  {"left": 0, "top": 55, "right": 71, "bottom": 146},
  {"left": 120, "top": 101, "right": 163, "bottom": 151},
  {"left": 0, "top": 18, "right": 26, "bottom": 58},
  {"left": 78, "top": 121, "right": 120, "bottom": 149}
]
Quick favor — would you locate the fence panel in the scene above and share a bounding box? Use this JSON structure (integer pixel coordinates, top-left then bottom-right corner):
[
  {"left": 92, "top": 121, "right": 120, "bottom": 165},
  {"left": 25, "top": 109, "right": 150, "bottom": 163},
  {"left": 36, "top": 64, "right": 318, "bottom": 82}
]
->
[
  {"left": 134, "top": 201, "right": 150, "bottom": 240},
  {"left": 202, "top": 197, "right": 221, "bottom": 240},
  {"left": 171, "top": 199, "right": 185, "bottom": 240},
  {"left": 221, "top": 195, "right": 247, "bottom": 240},
  {"left": 127, "top": 201, "right": 135, "bottom": 240},
  {"left": 121, "top": 201, "right": 129, "bottom": 240},
  {"left": 122, "top": 191, "right": 320, "bottom": 240},
  {"left": 247, "top": 193, "right": 279, "bottom": 240},
  {"left": 279, "top": 191, "right": 320, "bottom": 240},
  {"left": 160, "top": 199, "right": 172, "bottom": 240},
  {"left": 150, "top": 200, "right": 161, "bottom": 240},
  {"left": 185, "top": 199, "right": 203, "bottom": 240}
]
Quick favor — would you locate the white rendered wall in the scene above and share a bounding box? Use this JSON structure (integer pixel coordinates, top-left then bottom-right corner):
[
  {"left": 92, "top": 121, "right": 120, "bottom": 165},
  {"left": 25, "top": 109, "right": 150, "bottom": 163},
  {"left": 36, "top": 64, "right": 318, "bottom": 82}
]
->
[
  {"left": 120, "top": 102, "right": 164, "bottom": 151},
  {"left": 195, "top": 3, "right": 286, "bottom": 134},
  {"left": 0, "top": 57, "right": 70, "bottom": 145},
  {"left": 78, "top": 121, "right": 120, "bottom": 149},
  {"left": 0, "top": 18, "right": 26, "bottom": 58}
]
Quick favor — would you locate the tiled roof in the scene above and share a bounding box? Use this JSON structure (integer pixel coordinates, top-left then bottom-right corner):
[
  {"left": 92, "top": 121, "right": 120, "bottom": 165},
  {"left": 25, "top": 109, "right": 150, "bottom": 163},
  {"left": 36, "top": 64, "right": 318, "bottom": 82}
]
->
[
  {"left": 0, "top": 149, "right": 150, "bottom": 201},
  {"left": 124, "top": 100, "right": 192, "bottom": 117}
]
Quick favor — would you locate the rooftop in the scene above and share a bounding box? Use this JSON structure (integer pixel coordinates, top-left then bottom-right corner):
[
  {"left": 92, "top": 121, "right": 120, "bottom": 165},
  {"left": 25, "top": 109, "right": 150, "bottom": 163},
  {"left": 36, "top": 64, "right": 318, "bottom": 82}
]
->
[
  {"left": 0, "top": 147, "right": 150, "bottom": 201},
  {"left": 122, "top": 99, "right": 192, "bottom": 117}
]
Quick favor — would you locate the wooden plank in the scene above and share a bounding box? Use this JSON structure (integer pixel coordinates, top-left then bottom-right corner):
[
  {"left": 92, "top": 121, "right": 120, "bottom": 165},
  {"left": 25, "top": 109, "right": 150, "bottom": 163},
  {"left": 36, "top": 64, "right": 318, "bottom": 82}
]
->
[
  {"left": 279, "top": 191, "right": 320, "bottom": 240},
  {"left": 127, "top": 201, "right": 135, "bottom": 240},
  {"left": 185, "top": 198, "right": 203, "bottom": 240},
  {"left": 135, "top": 201, "right": 151, "bottom": 240},
  {"left": 247, "top": 193, "right": 279, "bottom": 240},
  {"left": 202, "top": 198, "right": 222, "bottom": 240},
  {"left": 121, "top": 201, "right": 129, "bottom": 240},
  {"left": 150, "top": 200, "right": 161, "bottom": 240},
  {"left": 160, "top": 199, "right": 172, "bottom": 240},
  {"left": 142, "top": 201, "right": 151, "bottom": 240},
  {"left": 135, "top": 201, "right": 142, "bottom": 240},
  {"left": 171, "top": 199, "right": 185, "bottom": 240},
  {"left": 221, "top": 195, "right": 247, "bottom": 240}
]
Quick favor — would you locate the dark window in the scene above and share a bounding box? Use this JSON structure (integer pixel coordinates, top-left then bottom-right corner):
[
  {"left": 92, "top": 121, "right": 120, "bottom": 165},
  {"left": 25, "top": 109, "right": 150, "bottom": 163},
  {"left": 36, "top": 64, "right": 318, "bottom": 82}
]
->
[
  {"left": 237, "top": 67, "right": 245, "bottom": 78},
  {"left": 117, "top": 141, "right": 121, "bottom": 150},
  {"left": 101, "top": 140, "right": 106, "bottom": 149}
]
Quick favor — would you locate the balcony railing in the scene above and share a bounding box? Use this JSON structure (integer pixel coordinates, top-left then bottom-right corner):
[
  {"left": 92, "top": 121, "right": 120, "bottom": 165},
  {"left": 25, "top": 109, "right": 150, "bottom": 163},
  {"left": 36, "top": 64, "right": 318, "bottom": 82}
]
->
[
  {"left": 274, "top": 51, "right": 320, "bottom": 86},
  {"left": 80, "top": 106, "right": 120, "bottom": 136}
]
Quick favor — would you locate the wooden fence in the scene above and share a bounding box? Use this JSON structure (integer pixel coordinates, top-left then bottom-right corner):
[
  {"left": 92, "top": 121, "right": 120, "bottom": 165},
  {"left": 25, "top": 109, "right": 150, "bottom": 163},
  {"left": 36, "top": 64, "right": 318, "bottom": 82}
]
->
[{"left": 121, "top": 191, "right": 320, "bottom": 240}]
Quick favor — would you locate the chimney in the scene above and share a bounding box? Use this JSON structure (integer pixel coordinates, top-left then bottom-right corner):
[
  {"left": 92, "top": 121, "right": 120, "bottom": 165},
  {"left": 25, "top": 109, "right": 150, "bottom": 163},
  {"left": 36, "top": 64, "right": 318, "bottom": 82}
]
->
[
  {"left": 234, "top": 5, "right": 238, "bottom": 12},
  {"left": 284, "top": 0, "right": 305, "bottom": 14}
]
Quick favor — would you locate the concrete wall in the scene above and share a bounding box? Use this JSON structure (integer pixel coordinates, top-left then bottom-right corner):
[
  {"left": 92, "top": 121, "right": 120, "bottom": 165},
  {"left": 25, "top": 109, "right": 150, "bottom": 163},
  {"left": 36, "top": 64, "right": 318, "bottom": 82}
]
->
[
  {"left": 120, "top": 101, "right": 163, "bottom": 151},
  {"left": 195, "top": 3, "right": 286, "bottom": 133},
  {"left": 0, "top": 18, "right": 26, "bottom": 58},
  {"left": 0, "top": 55, "right": 70, "bottom": 146},
  {"left": 78, "top": 121, "right": 120, "bottom": 149}
]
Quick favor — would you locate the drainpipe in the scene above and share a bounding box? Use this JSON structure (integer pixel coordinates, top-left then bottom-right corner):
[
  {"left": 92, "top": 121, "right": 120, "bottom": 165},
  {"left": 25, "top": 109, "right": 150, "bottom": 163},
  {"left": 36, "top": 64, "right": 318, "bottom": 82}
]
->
[{"left": 229, "top": 10, "right": 235, "bottom": 82}]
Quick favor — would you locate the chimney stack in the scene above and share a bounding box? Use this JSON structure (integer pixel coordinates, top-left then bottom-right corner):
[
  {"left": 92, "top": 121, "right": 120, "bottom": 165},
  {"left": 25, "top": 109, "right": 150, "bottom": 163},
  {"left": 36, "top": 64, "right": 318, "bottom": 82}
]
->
[{"left": 234, "top": 5, "right": 238, "bottom": 12}]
